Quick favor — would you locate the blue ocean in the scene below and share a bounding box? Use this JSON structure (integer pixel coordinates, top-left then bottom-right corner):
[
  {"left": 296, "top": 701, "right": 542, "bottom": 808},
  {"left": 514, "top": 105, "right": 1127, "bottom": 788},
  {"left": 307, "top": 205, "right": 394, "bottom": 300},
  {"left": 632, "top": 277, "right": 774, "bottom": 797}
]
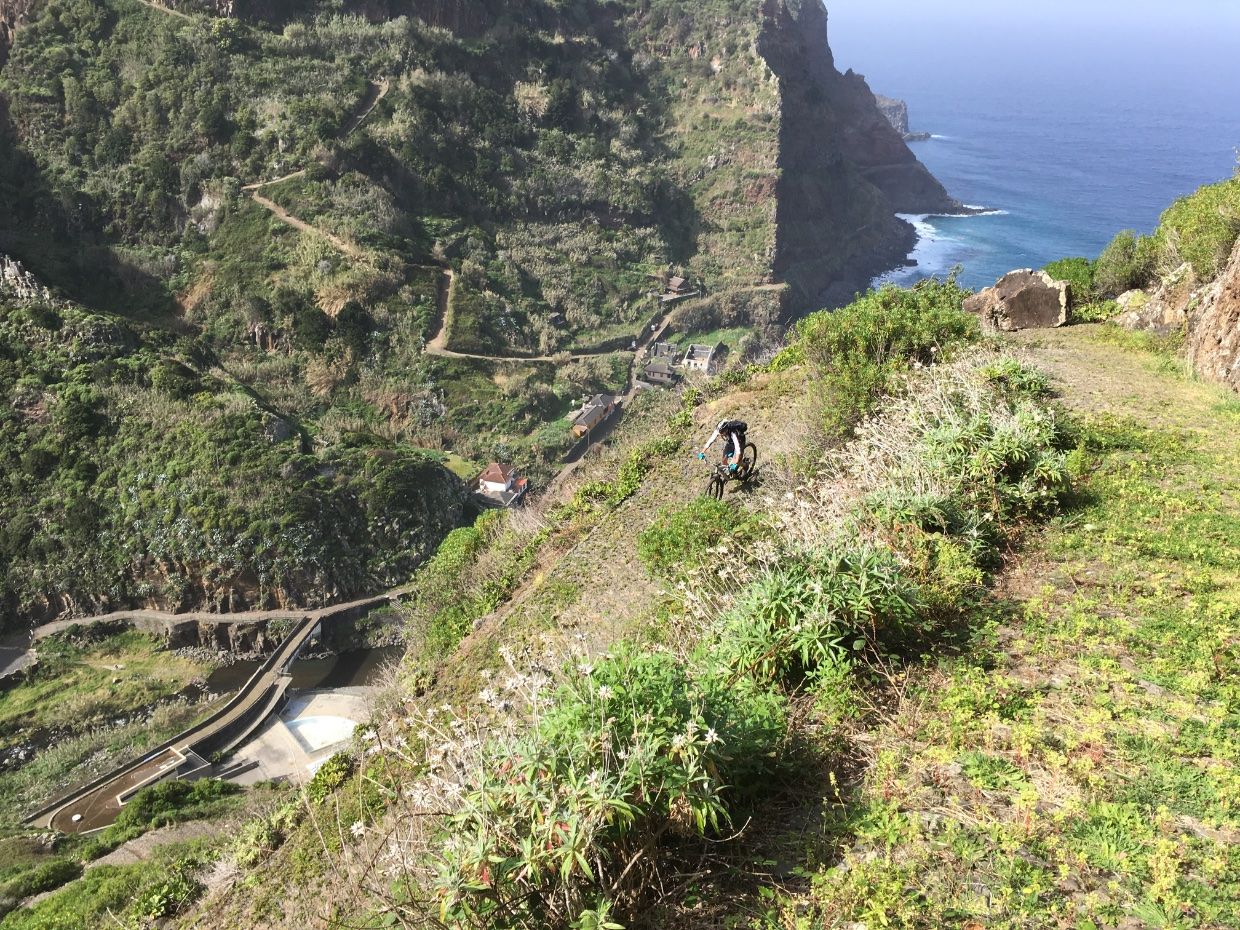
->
[{"left": 826, "top": 1, "right": 1240, "bottom": 290}]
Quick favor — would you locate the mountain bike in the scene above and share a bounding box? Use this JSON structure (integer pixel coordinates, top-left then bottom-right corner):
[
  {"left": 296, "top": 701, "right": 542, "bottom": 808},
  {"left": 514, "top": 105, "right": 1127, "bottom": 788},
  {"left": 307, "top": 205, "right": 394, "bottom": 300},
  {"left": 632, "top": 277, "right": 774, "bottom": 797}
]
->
[{"left": 704, "top": 441, "right": 758, "bottom": 500}]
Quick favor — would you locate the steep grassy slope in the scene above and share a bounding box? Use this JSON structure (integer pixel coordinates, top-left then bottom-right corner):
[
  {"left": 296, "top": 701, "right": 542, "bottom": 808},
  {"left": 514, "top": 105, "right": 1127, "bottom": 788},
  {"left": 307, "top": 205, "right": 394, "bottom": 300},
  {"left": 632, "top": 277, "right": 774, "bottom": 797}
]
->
[
  {"left": 4, "top": 278, "right": 1234, "bottom": 928},
  {"left": 145, "top": 323, "right": 1232, "bottom": 930},
  {"left": 774, "top": 330, "right": 1240, "bottom": 928}
]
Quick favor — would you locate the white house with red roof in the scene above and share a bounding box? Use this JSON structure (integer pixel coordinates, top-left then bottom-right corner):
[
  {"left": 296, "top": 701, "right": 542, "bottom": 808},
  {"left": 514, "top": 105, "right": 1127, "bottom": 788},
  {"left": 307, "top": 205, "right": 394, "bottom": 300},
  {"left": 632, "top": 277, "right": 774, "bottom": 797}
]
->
[{"left": 476, "top": 462, "right": 528, "bottom": 507}]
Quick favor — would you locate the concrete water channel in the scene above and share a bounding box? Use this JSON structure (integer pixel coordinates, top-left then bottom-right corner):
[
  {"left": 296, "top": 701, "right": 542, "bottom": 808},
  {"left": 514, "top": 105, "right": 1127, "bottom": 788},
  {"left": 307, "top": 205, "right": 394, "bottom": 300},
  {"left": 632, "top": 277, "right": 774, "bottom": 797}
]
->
[{"left": 25, "top": 594, "right": 404, "bottom": 834}]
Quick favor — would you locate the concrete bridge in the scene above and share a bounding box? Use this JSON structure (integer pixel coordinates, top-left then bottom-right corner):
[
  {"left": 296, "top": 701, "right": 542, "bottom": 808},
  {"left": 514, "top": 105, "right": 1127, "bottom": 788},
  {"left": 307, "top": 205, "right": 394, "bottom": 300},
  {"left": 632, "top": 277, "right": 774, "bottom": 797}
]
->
[{"left": 25, "top": 591, "right": 404, "bottom": 834}]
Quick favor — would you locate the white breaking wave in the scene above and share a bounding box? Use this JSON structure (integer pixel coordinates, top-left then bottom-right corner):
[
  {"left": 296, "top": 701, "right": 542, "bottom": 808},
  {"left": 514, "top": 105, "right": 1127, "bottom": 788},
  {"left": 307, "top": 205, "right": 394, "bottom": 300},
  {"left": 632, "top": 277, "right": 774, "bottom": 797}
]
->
[
  {"left": 963, "top": 204, "right": 1010, "bottom": 216},
  {"left": 872, "top": 205, "right": 1010, "bottom": 288}
]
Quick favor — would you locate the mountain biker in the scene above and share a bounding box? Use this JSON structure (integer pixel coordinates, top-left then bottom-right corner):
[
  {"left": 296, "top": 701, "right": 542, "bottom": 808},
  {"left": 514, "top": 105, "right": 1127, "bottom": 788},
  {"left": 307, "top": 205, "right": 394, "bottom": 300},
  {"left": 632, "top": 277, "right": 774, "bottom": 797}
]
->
[{"left": 698, "top": 419, "right": 747, "bottom": 474}]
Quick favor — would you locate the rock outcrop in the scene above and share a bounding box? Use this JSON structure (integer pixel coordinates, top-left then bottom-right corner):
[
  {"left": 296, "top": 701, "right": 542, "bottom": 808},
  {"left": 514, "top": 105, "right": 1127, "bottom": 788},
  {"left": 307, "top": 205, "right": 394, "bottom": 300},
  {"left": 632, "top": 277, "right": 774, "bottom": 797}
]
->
[
  {"left": 1115, "top": 262, "right": 1193, "bottom": 336},
  {"left": 0, "top": 253, "right": 54, "bottom": 304},
  {"left": 964, "top": 269, "right": 1069, "bottom": 332},
  {"left": 1186, "top": 238, "right": 1240, "bottom": 392},
  {"left": 875, "top": 94, "right": 931, "bottom": 142},
  {"left": 758, "top": 0, "right": 961, "bottom": 312},
  {"left": 0, "top": 0, "right": 35, "bottom": 68}
]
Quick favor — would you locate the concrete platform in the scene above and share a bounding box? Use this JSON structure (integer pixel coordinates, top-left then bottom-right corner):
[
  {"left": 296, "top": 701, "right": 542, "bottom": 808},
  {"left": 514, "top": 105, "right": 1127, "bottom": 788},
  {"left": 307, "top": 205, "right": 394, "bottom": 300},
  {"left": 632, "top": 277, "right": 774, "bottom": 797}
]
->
[{"left": 226, "top": 689, "right": 372, "bottom": 785}]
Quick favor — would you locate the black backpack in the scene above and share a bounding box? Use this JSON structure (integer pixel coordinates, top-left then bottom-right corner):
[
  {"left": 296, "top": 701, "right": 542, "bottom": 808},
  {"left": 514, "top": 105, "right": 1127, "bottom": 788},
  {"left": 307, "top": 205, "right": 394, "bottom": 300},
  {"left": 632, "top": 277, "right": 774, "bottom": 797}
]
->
[{"left": 721, "top": 420, "right": 747, "bottom": 435}]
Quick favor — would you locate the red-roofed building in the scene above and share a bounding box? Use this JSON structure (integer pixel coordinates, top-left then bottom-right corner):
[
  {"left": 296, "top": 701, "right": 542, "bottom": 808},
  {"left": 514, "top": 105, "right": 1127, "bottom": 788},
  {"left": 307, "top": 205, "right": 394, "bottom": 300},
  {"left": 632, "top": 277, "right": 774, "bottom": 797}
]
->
[{"left": 476, "top": 463, "right": 528, "bottom": 507}]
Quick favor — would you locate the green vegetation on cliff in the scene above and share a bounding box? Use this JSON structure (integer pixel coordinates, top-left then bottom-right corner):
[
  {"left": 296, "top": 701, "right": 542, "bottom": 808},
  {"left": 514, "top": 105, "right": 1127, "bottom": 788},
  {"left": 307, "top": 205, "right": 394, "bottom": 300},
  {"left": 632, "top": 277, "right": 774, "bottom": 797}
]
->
[
  {"left": 0, "top": 294, "right": 464, "bottom": 629},
  {"left": 1070, "top": 172, "right": 1240, "bottom": 301},
  {"left": 0, "top": 0, "right": 950, "bottom": 529}
]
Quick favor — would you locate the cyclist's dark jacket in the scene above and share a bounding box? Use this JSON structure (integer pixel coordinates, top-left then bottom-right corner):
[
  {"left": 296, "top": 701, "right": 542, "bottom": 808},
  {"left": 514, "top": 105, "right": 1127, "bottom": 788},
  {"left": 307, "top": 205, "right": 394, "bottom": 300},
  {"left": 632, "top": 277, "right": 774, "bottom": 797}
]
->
[{"left": 702, "top": 419, "right": 747, "bottom": 461}]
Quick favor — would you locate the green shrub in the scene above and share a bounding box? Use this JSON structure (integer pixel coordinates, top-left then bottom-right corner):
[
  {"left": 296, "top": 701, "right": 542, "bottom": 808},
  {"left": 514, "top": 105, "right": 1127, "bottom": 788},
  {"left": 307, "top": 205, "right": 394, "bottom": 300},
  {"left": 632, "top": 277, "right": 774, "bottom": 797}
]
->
[
  {"left": 1072, "top": 300, "right": 1121, "bottom": 323},
  {"left": 0, "top": 859, "right": 82, "bottom": 901},
  {"left": 918, "top": 399, "right": 1070, "bottom": 523},
  {"left": 569, "top": 435, "right": 683, "bottom": 512},
  {"left": 83, "top": 778, "right": 243, "bottom": 856},
  {"left": 0, "top": 865, "right": 144, "bottom": 929},
  {"left": 306, "top": 752, "right": 354, "bottom": 803},
  {"left": 1043, "top": 257, "right": 1095, "bottom": 305},
  {"left": 129, "top": 863, "right": 202, "bottom": 920},
  {"left": 433, "top": 648, "right": 786, "bottom": 929},
  {"left": 114, "top": 778, "right": 240, "bottom": 832},
  {"left": 713, "top": 545, "right": 919, "bottom": 684},
  {"left": 1094, "top": 230, "right": 1158, "bottom": 297},
  {"left": 150, "top": 358, "right": 200, "bottom": 399},
  {"left": 785, "top": 278, "right": 979, "bottom": 436},
  {"left": 978, "top": 356, "right": 1053, "bottom": 399},
  {"left": 637, "top": 497, "right": 763, "bottom": 580},
  {"left": 1152, "top": 175, "right": 1240, "bottom": 280},
  {"left": 231, "top": 817, "right": 282, "bottom": 869}
]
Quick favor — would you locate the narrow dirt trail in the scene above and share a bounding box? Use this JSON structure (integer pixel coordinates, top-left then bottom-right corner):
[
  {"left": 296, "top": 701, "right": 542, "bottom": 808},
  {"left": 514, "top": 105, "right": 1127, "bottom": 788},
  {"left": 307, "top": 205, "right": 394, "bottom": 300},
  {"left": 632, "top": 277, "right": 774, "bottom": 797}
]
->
[
  {"left": 241, "top": 79, "right": 389, "bottom": 259},
  {"left": 423, "top": 267, "right": 456, "bottom": 355},
  {"left": 248, "top": 189, "right": 363, "bottom": 258},
  {"left": 341, "top": 77, "right": 389, "bottom": 136},
  {"left": 422, "top": 267, "right": 644, "bottom": 363},
  {"left": 28, "top": 585, "right": 414, "bottom": 643},
  {"left": 135, "top": 0, "right": 192, "bottom": 21}
]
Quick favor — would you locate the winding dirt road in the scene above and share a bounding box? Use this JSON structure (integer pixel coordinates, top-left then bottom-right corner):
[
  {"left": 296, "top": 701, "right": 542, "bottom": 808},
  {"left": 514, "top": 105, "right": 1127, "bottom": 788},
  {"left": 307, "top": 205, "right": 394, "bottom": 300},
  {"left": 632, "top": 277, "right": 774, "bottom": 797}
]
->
[
  {"left": 240, "top": 79, "right": 389, "bottom": 258},
  {"left": 135, "top": 0, "right": 192, "bottom": 21}
]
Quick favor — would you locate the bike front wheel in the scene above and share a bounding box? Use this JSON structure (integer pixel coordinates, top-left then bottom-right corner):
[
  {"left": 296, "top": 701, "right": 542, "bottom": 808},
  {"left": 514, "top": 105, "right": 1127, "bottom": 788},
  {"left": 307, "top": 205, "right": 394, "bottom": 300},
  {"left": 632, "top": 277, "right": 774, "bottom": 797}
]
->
[{"left": 707, "top": 475, "right": 726, "bottom": 500}]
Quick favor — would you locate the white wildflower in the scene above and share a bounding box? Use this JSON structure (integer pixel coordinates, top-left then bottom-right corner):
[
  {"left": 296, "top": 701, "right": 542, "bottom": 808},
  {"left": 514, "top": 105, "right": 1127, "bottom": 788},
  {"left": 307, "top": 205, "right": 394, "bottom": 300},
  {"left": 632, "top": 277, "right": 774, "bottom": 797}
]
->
[
  {"left": 597, "top": 685, "right": 614, "bottom": 701},
  {"left": 350, "top": 820, "right": 366, "bottom": 838},
  {"left": 704, "top": 728, "right": 721, "bottom": 745}
]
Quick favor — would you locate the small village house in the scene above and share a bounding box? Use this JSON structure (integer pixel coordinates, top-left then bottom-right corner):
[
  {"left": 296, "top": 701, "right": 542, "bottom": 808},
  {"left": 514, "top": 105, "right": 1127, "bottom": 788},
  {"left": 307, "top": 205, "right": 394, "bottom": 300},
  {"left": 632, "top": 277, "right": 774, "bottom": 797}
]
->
[
  {"left": 657, "top": 274, "right": 701, "bottom": 304},
  {"left": 476, "top": 462, "right": 528, "bottom": 507},
  {"left": 683, "top": 343, "right": 720, "bottom": 374},
  {"left": 646, "top": 341, "right": 678, "bottom": 361},
  {"left": 570, "top": 393, "right": 617, "bottom": 438},
  {"left": 643, "top": 360, "right": 676, "bottom": 386}
]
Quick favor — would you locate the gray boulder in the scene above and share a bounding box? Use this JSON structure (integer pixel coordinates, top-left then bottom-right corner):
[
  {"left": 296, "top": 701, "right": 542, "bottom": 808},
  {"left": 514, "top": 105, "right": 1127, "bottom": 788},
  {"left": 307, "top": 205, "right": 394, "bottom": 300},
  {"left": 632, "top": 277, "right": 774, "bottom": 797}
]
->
[{"left": 963, "top": 269, "right": 1069, "bottom": 332}]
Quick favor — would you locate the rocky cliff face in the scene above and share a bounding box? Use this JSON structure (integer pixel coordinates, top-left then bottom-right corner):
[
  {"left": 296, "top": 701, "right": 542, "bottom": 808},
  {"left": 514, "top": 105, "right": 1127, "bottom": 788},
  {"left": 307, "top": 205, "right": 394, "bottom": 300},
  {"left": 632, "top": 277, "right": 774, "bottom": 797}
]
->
[
  {"left": 0, "top": 0, "right": 35, "bottom": 68},
  {"left": 0, "top": 253, "right": 54, "bottom": 303},
  {"left": 1187, "top": 237, "right": 1240, "bottom": 392},
  {"left": 758, "top": 0, "right": 960, "bottom": 310}
]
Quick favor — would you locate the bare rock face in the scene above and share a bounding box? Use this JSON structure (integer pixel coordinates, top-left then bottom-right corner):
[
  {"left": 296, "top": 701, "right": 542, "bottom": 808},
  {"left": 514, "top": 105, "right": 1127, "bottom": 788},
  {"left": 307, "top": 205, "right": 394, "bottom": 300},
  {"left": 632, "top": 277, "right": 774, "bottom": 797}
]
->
[
  {"left": 963, "top": 269, "right": 1069, "bottom": 332},
  {"left": 0, "top": 254, "right": 54, "bottom": 304},
  {"left": 875, "top": 94, "right": 910, "bottom": 135},
  {"left": 0, "top": 0, "right": 36, "bottom": 68},
  {"left": 1117, "top": 263, "right": 1194, "bottom": 336},
  {"left": 874, "top": 93, "right": 931, "bottom": 142},
  {"left": 1186, "top": 238, "right": 1240, "bottom": 392}
]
